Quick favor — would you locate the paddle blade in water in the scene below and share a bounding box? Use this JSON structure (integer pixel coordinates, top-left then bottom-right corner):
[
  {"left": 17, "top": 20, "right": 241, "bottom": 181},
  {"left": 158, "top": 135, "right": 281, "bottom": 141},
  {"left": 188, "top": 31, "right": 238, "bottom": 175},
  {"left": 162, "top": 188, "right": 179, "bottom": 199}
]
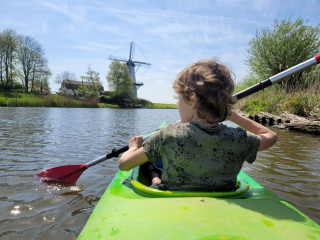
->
[{"left": 36, "top": 164, "right": 87, "bottom": 184}]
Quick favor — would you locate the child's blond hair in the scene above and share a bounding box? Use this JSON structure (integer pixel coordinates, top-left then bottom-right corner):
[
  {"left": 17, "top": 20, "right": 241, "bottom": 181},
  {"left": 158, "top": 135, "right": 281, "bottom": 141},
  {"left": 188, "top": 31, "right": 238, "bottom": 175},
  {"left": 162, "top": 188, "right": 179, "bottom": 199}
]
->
[{"left": 173, "top": 59, "right": 236, "bottom": 123}]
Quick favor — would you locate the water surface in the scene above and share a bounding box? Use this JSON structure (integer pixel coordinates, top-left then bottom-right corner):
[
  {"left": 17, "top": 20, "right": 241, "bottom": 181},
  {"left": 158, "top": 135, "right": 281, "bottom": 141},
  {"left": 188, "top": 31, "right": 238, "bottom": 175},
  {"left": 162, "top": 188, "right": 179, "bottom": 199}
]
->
[{"left": 0, "top": 107, "right": 319, "bottom": 239}]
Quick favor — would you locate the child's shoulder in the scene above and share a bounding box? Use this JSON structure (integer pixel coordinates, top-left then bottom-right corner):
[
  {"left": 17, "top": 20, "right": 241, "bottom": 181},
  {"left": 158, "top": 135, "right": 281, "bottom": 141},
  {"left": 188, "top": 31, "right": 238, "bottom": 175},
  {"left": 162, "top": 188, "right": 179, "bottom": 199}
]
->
[
  {"left": 162, "top": 122, "right": 187, "bottom": 131},
  {"left": 159, "top": 122, "right": 191, "bottom": 136},
  {"left": 221, "top": 125, "right": 258, "bottom": 141}
]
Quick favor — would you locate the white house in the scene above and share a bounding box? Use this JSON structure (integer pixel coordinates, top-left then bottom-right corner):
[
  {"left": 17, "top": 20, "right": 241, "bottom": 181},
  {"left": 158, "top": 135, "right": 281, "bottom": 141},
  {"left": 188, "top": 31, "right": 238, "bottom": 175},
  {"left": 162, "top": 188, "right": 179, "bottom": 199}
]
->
[{"left": 61, "top": 80, "right": 104, "bottom": 96}]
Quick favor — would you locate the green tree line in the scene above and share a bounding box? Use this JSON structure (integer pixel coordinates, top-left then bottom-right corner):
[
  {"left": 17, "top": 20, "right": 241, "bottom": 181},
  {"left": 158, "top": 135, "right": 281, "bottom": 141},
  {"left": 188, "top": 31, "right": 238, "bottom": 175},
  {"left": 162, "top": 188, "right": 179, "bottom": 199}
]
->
[{"left": 0, "top": 29, "right": 51, "bottom": 93}]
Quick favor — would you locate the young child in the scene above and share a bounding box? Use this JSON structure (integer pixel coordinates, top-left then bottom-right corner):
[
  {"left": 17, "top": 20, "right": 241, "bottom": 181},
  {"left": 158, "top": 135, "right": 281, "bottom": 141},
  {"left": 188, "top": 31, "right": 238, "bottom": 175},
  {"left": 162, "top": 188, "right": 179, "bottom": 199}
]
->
[{"left": 119, "top": 59, "right": 277, "bottom": 191}]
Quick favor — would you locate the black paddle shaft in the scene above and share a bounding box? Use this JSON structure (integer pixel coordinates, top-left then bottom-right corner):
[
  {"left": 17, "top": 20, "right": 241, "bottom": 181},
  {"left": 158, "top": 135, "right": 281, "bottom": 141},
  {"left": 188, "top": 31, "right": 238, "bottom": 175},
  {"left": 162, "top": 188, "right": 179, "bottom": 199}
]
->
[
  {"left": 233, "top": 79, "right": 272, "bottom": 100},
  {"left": 106, "top": 146, "right": 129, "bottom": 159}
]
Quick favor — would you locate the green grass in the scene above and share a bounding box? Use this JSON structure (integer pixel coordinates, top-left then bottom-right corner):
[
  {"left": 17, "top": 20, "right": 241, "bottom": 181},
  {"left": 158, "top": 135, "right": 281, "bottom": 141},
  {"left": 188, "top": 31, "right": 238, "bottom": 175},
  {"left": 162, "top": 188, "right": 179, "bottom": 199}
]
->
[
  {"left": 235, "top": 86, "right": 320, "bottom": 119},
  {"left": 147, "top": 103, "right": 177, "bottom": 109},
  {"left": 234, "top": 70, "right": 320, "bottom": 119},
  {"left": 283, "top": 92, "right": 320, "bottom": 117},
  {"left": 0, "top": 92, "right": 178, "bottom": 109},
  {"left": 98, "top": 103, "right": 119, "bottom": 108},
  {"left": 0, "top": 92, "right": 99, "bottom": 108}
]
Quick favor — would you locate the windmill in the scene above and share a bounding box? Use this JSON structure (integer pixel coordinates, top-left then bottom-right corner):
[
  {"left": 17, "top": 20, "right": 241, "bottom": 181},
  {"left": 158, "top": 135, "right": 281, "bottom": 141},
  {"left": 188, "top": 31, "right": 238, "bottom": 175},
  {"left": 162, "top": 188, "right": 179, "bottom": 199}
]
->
[{"left": 109, "top": 41, "right": 151, "bottom": 98}]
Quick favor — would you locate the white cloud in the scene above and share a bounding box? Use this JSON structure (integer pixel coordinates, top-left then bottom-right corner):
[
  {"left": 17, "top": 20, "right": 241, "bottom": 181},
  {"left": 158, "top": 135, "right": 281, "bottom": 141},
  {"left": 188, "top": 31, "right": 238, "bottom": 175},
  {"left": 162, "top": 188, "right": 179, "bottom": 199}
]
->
[{"left": 41, "top": 1, "right": 87, "bottom": 23}]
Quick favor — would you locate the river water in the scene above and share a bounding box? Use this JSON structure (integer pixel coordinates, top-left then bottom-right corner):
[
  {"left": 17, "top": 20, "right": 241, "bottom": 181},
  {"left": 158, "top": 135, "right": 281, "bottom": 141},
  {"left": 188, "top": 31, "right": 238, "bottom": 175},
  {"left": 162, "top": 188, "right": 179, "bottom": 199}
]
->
[{"left": 0, "top": 107, "right": 319, "bottom": 239}]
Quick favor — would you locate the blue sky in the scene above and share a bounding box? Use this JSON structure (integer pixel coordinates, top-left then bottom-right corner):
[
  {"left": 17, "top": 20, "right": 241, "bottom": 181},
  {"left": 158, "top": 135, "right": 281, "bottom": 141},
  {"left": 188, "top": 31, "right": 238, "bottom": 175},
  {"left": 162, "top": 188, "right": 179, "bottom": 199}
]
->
[{"left": 1, "top": 0, "right": 319, "bottom": 103}]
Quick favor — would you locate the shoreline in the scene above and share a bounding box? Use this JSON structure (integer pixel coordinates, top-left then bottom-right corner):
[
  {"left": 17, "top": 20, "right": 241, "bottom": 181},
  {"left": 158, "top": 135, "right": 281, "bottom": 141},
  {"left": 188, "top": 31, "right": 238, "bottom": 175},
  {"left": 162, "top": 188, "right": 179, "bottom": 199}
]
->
[
  {"left": 0, "top": 104, "right": 178, "bottom": 110},
  {"left": 239, "top": 111, "right": 320, "bottom": 135},
  {"left": 0, "top": 92, "right": 177, "bottom": 109}
]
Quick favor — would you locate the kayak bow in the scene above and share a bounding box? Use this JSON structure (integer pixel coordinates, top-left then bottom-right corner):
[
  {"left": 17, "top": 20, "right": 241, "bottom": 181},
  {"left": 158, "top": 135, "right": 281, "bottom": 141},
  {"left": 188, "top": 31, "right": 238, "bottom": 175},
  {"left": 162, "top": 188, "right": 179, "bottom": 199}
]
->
[{"left": 78, "top": 166, "right": 320, "bottom": 240}]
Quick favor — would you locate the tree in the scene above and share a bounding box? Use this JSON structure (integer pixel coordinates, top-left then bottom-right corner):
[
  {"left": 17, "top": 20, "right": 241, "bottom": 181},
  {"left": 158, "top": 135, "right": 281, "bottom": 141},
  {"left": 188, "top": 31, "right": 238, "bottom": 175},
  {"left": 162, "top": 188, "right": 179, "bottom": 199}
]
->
[
  {"left": 16, "top": 35, "right": 47, "bottom": 92},
  {"left": 246, "top": 17, "right": 320, "bottom": 92},
  {"left": 0, "top": 29, "right": 18, "bottom": 88},
  {"left": 55, "top": 71, "right": 77, "bottom": 84},
  {"left": 78, "top": 85, "right": 89, "bottom": 97},
  {"left": 0, "top": 29, "right": 51, "bottom": 92},
  {"left": 106, "top": 60, "right": 133, "bottom": 98},
  {"left": 26, "top": 43, "right": 50, "bottom": 93},
  {"left": 81, "top": 65, "right": 102, "bottom": 94},
  {"left": 37, "top": 68, "right": 52, "bottom": 94}
]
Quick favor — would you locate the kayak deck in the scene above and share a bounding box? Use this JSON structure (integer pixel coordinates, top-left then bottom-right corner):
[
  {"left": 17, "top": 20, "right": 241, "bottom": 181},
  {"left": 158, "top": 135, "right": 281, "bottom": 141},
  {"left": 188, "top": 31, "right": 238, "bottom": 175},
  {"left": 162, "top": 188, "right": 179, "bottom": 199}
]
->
[{"left": 78, "top": 167, "right": 320, "bottom": 240}]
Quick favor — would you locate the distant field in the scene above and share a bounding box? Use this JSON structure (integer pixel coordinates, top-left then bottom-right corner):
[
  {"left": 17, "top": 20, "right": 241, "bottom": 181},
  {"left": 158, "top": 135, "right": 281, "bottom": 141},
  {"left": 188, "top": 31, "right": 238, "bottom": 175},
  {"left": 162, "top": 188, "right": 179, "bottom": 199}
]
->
[{"left": 150, "top": 103, "right": 177, "bottom": 109}]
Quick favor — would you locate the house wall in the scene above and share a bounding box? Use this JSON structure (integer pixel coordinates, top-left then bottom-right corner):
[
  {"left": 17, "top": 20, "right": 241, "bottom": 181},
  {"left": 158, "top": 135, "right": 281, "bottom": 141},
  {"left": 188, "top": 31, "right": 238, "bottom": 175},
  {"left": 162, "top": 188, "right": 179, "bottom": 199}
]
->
[{"left": 61, "top": 86, "right": 79, "bottom": 96}]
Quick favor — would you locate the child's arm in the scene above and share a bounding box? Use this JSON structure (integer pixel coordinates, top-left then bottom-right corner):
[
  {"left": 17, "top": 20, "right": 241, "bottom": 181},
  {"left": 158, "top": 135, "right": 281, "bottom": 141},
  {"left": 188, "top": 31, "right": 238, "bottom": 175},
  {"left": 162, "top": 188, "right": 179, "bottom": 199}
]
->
[
  {"left": 118, "top": 135, "right": 148, "bottom": 171},
  {"left": 229, "top": 111, "right": 278, "bottom": 151}
]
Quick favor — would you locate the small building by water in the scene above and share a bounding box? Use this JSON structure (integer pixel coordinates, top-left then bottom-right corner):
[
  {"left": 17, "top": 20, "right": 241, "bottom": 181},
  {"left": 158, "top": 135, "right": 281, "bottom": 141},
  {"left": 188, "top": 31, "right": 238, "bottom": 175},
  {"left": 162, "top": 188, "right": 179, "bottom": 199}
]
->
[{"left": 61, "top": 80, "right": 104, "bottom": 97}]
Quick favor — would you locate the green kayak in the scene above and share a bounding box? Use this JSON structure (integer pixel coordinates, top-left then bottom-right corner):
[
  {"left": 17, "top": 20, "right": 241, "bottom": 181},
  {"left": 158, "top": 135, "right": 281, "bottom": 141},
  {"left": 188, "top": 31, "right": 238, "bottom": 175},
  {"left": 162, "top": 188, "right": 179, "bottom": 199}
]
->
[
  {"left": 78, "top": 124, "right": 320, "bottom": 240},
  {"left": 78, "top": 167, "right": 320, "bottom": 240}
]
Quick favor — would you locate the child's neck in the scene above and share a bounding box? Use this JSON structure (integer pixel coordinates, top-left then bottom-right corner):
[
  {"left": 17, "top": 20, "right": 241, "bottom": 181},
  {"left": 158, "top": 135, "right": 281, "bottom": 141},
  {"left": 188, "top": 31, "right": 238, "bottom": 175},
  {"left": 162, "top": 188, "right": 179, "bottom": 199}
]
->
[{"left": 191, "top": 116, "right": 218, "bottom": 127}]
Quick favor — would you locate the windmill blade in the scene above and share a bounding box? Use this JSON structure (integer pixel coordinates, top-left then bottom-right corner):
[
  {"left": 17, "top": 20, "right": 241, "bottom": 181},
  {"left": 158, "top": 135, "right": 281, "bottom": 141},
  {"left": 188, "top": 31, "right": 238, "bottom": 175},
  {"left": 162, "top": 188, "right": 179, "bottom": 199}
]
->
[
  {"left": 109, "top": 55, "right": 128, "bottom": 62},
  {"left": 133, "top": 60, "right": 151, "bottom": 66},
  {"left": 129, "top": 41, "right": 136, "bottom": 61}
]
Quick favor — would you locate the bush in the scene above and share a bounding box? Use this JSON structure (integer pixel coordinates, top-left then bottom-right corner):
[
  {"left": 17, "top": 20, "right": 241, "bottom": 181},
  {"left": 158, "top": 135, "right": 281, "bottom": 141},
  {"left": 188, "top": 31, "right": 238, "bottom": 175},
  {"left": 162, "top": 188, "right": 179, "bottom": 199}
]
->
[
  {"left": 283, "top": 93, "right": 319, "bottom": 117},
  {"left": 99, "top": 95, "right": 109, "bottom": 103},
  {"left": 0, "top": 95, "right": 6, "bottom": 106},
  {"left": 105, "top": 95, "right": 132, "bottom": 107},
  {"left": 247, "top": 17, "right": 320, "bottom": 92},
  {"left": 235, "top": 83, "right": 320, "bottom": 118},
  {"left": 0, "top": 82, "right": 25, "bottom": 92},
  {"left": 236, "top": 87, "right": 282, "bottom": 115},
  {"left": 133, "top": 98, "right": 154, "bottom": 108}
]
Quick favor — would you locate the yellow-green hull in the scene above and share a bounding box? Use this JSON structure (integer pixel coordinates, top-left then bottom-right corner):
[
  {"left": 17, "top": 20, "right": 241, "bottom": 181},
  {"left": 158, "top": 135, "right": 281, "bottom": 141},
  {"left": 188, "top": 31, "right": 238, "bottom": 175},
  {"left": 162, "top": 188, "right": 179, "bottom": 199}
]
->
[{"left": 78, "top": 168, "right": 320, "bottom": 240}]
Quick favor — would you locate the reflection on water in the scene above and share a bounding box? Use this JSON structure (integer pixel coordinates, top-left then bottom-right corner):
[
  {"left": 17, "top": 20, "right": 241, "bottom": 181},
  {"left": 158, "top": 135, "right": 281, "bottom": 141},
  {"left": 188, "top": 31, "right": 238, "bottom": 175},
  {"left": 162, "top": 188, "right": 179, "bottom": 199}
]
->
[{"left": 0, "top": 107, "right": 319, "bottom": 239}]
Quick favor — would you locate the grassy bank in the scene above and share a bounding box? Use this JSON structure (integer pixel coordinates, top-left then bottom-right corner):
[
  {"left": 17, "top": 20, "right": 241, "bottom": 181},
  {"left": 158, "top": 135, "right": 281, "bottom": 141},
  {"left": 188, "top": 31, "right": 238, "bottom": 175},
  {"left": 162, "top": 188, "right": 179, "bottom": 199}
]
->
[
  {"left": 98, "top": 103, "right": 120, "bottom": 108},
  {"left": 0, "top": 92, "right": 177, "bottom": 109},
  {"left": 0, "top": 92, "right": 99, "bottom": 108},
  {"left": 146, "top": 103, "right": 177, "bottom": 109},
  {"left": 98, "top": 102, "right": 177, "bottom": 109},
  {"left": 235, "top": 86, "right": 320, "bottom": 120}
]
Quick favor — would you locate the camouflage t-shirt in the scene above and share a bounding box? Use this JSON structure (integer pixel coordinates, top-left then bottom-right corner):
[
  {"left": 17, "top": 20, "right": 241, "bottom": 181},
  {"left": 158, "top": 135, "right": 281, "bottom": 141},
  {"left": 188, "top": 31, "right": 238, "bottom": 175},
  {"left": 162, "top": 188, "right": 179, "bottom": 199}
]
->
[{"left": 142, "top": 121, "right": 260, "bottom": 191}]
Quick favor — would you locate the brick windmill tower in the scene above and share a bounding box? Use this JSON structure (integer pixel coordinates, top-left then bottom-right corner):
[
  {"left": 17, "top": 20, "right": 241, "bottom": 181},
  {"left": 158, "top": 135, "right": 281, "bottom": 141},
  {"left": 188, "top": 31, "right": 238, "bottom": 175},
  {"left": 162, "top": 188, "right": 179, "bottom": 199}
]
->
[{"left": 109, "top": 41, "right": 151, "bottom": 98}]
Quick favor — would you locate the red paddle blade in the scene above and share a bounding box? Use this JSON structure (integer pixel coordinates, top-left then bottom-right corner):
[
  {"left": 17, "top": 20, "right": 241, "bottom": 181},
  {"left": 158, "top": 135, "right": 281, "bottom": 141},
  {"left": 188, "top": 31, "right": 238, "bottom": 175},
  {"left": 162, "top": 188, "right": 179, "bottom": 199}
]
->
[{"left": 36, "top": 164, "right": 87, "bottom": 184}]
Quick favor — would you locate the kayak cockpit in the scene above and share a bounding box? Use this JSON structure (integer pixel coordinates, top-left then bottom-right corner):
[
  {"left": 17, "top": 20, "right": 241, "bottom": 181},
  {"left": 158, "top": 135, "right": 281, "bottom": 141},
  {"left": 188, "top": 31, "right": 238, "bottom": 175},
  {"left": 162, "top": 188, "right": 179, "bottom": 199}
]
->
[{"left": 130, "top": 166, "right": 250, "bottom": 198}]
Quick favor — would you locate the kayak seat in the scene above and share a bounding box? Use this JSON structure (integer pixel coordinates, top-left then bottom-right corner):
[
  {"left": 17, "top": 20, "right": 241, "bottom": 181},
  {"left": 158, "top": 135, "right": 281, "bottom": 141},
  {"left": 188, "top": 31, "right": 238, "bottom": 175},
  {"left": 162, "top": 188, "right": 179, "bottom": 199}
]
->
[{"left": 130, "top": 166, "right": 250, "bottom": 198}]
